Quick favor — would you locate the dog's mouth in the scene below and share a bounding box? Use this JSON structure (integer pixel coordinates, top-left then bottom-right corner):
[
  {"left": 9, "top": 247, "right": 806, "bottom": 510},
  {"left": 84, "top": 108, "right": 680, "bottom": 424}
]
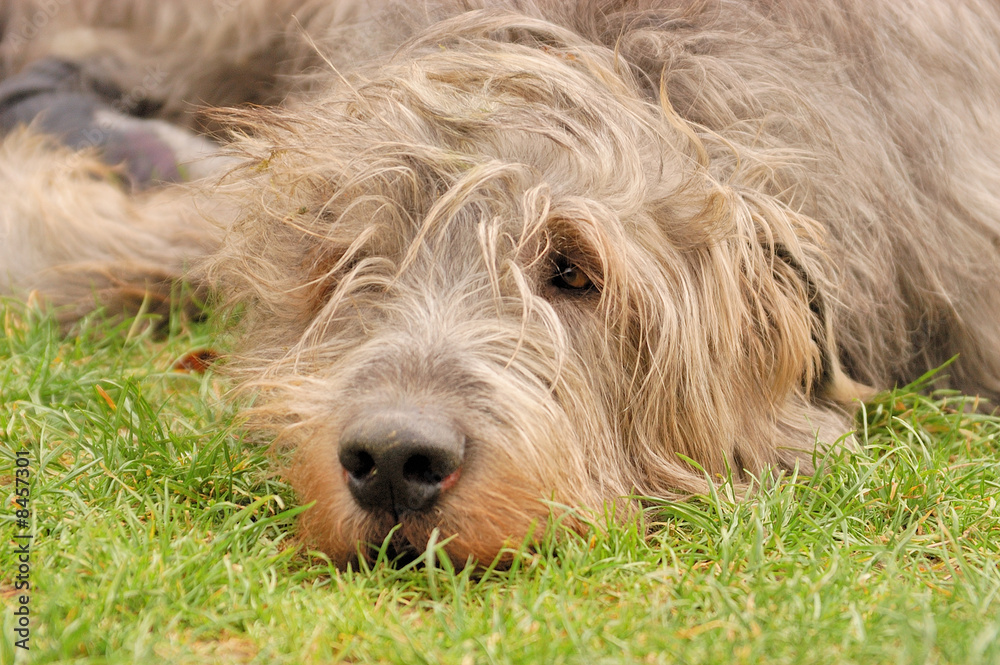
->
[
  {"left": 371, "top": 529, "right": 423, "bottom": 567},
  {"left": 357, "top": 513, "right": 454, "bottom": 567}
]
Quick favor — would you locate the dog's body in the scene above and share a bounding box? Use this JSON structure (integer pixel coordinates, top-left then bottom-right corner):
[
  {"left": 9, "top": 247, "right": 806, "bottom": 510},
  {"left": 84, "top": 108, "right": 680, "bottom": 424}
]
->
[{"left": 3, "top": 0, "right": 1000, "bottom": 565}]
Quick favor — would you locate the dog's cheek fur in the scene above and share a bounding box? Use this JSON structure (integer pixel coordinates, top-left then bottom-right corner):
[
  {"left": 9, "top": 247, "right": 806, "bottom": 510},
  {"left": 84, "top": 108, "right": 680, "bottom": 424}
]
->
[{"left": 608, "top": 182, "right": 854, "bottom": 485}]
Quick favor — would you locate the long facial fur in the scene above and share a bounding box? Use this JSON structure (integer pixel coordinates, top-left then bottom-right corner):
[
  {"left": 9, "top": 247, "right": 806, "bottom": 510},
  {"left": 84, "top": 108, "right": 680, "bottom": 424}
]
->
[{"left": 4, "top": 0, "right": 1000, "bottom": 564}]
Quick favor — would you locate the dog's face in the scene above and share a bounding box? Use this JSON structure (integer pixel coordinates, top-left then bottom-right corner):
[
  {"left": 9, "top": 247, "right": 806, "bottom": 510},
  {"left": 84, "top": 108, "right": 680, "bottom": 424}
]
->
[{"left": 214, "top": 13, "right": 842, "bottom": 566}]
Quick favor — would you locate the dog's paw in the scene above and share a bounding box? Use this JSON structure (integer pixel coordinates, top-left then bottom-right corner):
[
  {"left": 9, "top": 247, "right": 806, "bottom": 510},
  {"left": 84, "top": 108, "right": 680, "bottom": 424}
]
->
[{"left": 0, "top": 57, "right": 224, "bottom": 187}]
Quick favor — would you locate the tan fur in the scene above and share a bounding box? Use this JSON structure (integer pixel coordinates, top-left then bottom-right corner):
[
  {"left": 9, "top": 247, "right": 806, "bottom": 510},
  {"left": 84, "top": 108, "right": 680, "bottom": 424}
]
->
[
  {"left": 3, "top": 0, "right": 1000, "bottom": 566},
  {"left": 0, "top": 129, "right": 222, "bottom": 317}
]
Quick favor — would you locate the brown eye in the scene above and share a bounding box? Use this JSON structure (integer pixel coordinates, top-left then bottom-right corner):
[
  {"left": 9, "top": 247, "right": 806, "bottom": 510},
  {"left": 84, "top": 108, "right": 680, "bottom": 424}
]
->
[{"left": 551, "top": 256, "right": 594, "bottom": 291}]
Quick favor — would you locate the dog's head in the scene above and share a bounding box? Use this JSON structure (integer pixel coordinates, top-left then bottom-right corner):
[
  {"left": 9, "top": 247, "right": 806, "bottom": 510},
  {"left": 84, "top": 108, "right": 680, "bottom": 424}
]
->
[{"left": 211, "top": 9, "right": 860, "bottom": 566}]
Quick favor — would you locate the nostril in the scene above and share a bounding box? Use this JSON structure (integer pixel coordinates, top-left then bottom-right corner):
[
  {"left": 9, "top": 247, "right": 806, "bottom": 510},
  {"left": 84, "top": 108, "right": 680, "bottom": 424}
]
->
[
  {"left": 403, "top": 452, "right": 463, "bottom": 490},
  {"left": 341, "top": 449, "right": 376, "bottom": 480},
  {"left": 402, "top": 454, "right": 434, "bottom": 484}
]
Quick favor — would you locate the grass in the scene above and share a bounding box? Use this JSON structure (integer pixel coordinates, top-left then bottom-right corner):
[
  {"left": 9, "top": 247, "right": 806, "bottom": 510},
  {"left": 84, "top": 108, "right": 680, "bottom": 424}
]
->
[{"left": 1, "top": 298, "right": 998, "bottom": 664}]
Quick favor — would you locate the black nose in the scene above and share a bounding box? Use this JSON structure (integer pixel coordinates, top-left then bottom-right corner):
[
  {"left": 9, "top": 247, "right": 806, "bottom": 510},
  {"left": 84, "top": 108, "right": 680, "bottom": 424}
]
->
[{"left": 338, "top": 409, "right": 465, "bottom": 515}]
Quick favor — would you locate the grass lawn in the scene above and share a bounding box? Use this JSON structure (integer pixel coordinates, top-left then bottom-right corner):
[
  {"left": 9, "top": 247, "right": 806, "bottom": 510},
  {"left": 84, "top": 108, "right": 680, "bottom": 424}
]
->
[{"left": 1, "top": 298, "right": 998, "bottom": 664}]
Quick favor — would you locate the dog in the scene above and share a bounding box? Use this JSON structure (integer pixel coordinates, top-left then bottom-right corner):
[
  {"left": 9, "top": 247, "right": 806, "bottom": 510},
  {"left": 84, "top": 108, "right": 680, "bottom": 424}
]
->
[{"left": 2, "top": 0, "right": 1000, "bottom": 566}]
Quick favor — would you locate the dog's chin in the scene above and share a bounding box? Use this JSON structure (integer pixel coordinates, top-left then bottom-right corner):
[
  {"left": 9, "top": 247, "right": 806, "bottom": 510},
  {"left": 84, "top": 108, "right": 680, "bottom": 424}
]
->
[
  {"left": 352, "top": 510, "right": 525, "bottom": 569},
  {"left": 355, "top": 515, "right": 426, "bottom": 567}
]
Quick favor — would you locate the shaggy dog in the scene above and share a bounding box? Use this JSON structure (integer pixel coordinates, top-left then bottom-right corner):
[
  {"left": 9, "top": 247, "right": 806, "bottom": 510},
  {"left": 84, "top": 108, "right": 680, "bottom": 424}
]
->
[{"left": 2, "top": 0, "right": 1000, "bottom": 565}]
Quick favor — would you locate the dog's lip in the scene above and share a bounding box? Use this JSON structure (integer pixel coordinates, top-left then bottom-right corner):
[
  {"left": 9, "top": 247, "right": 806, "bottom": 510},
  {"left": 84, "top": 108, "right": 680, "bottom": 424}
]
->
[
  {"left": 362, "top": 514, "right": 442, "bottom": 563},
  {"left": 362, "top": 494, "right": 447, "bottom": 530},
  {"left": 377, "top": 530, "right": 421, "bottom": 566}
]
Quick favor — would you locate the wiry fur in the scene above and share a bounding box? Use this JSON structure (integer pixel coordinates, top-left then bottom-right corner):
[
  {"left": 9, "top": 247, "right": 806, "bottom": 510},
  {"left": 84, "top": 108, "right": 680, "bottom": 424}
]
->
[{"left": 3, "top": 0, "right": 1000, "bottom": 566}]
